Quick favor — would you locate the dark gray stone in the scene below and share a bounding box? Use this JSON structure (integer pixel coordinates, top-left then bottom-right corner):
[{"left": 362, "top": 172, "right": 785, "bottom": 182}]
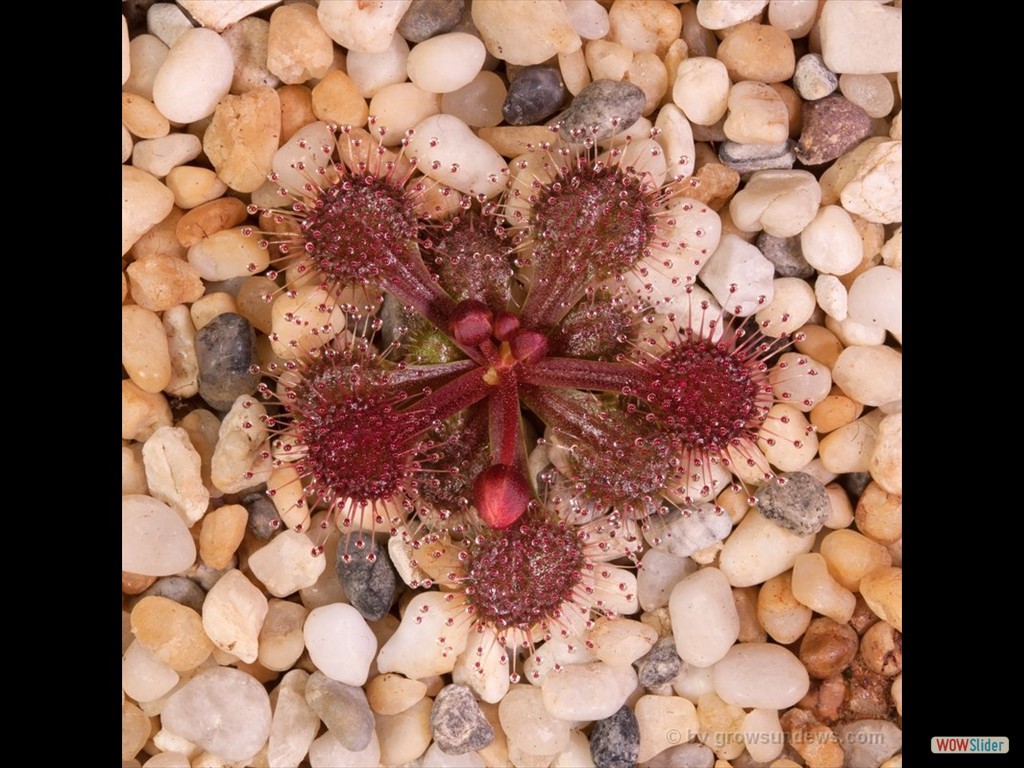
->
[
  {"left": 756, "top": 232, "right": 814, "bottom": 279},
  {"left": 430, "top": 684, "right": 495, "bottom": 755},
  {"left": 795, "top": 94, "right": 873, "bottom": 166},
  {"left": 137, "top": 576, "right": 206, "bottom": 613},
  {"left": 503, "top": 66, "right": 566, "bottom": 126},
  {"left": 558, "top": 79, "right": 646, "bottom": 142},
  {"left": 637, "top": 636, "right": 684, "bottom": 688},
  {"left": 755, "top": 472, "right": 831, "bottom": 536},
  {"left": 305, "top": 671, "right": 375, "bottom": 751},
  {"left": 243, "top": 492, "right": 280, "bottom": 540},
  {"left": 194, "top": 313, "right": 259, "bottom": 412},
  {"left": 590, "top": 705, "right": 640, "bottom": 768},
  {"left": 335, "top": 535, "right": 397, "bottom": 621},
  {"left": 397, "top": 0, "right": 465, "bottom": 43},
  {"left": 718, "top": 140, "right": 795, "bottom": 173}
]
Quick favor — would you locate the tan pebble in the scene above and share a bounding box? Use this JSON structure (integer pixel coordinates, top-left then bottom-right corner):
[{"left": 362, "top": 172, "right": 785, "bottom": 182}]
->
[
  {"left": 477, "top": 700, "right": 510, "bottom": 768},
  {"left": 277, "top": 84, "right": 316, "bottom": 144},
  {"left": 757, "top": 571, "right": 812, "bottom": 644},
  {"left": 477, "top": 125, "right": 558, "bottom": 159},
  {"left": 662, "top": 38, "right": 688, "bottom": 92},
  {"left": 770, "top": 82, "right": 802, "bottom": 138},
  {"left": 798, "top": 617, "right": 858, "bottom": 679},
  {"left": 210, "top": 396, "right": 274, "bottom": 494},
  {"left": 696, "top": 692, "right": 745, "bottom": 760},
  {"left": 175, "top": 198, "right": 249, "bottom": 248},
  {"left": 266, "top": 465, "right": 311, "bottom": 533},
  {"left": 122, "top": 571, "right": 157, "bottom": 595},
  {"left": 819, "top": 528, "right": 891, "bottom": 592},
  {"left": 859, "top": 619, "right": 901, "bottom": 676},
  {"left": 188, "top": 226, "right": 270, "bottom": 281},
  {"left": 163, "top": 305, "right": 200, "bottom": 398},
  {"left": 822, "top": 482, "right": 854, "bottom": 529},
  {"left": 122, "top": 443, "right": 149, "bottom": 495},
  {"left": 122, "top": 305, "right": 173, "bottom": 393},
  {"left": 132, "top": 132, "right": 203, "bottom": 178},
  {"left": 165, "top": 166, "right": 229, "bottom": 210},
  {"left": 222, "top": 16, "right": 279, "bottom": 95},
  {"left": 366, "top": 673, "right": 429, "bottom": 715},
  {"left": 607, "top": 0, "right": 681, "bottom": 56},
  {"left": 235, "top": 276, "right": 278, "bottom": 334},
  {"left": 791, "top": 553, "right": 856, "bottom": 624},
  {"left": 891, "top": 673, "right": 902, "bottom": 717},
  {"left": 635, "top": 695, "right": 699, "bottom": 763},
  {"left": 368, "top": 83, "right": 441, "bottom": 147},
  {"left": 131, "top": 206, "right": 186, "bottom": 261},
  {"left": 126, "top": 254, "right": 205, "bottom": 312},
  {"left": 677, "top": 162, "right": 739, "bottom": 211},
  {"left": 199, "top": 503, "right": 248, "bottom": 569},
  {"left": 794, "top": 325, "right": 843, "bottom": 369},
  {"left": 855, "top": 481, "right": 902, "bottom": 545},
  {"left": 122, "top": 270, "right": 129, "bottom": 303},
  {"left": 122, "top": 92, "right": 170, "bottom": 139},
  {"left": 122, "top": 380, "right": 173, "bottom": 441},
  {"left": 143, "top": 425, "right": 210, "bottom": 524},
  {"left": 121, "top": 700, "right": 152, "bottom": 761},
  {"left": 190, "top": 292, "right": 239, "bottom": 330},
  {"left": 586, "top": 39, "right": 633, "bottom": 81},
  {"left": 789, "top": 721, "right": 845, "bottom": 768},
  {"left": 859, "top": 566, "right": 901, "bottom": 632},
  {"left": 718, "top": 23, "right": 795, "bottom": 83},
  {"left": 810, "top": 394, "right": 862, "bottom": 433},
  {"left": 177, "top": 409, "right": 222, "bottom": 498},
  {"left": 869, "top": 412, "right": 901, "bottom": 495},
  {"left": 267, "top": 3, "right": 334, "bottom": 84},
  {"left": 733, "top": 586, "right": 766, "bottom": 643},
  {"left": 270, "top": 284, "right": 348, "bottom": 358},
  {"left": 818, "top": 136, "right": 886, "bottom": 206},
  {"left": 558, "top": 47, "right": 590, "bottom": 95},
  {"left": 131, "top": 595, "right": 213, "bottom": 672},
  {"left": 204, "top": 87, "right": 282, "bottom": 193},
  {"left": 818, "top": 409, "right": 882, "bottom": 474},
  {"left": 258, "top": 599, "right": 308, "bottom": 671},
  {"left": 123, "top": 167, "right": 176, "bottom": 257},
  {"left": 724, "top": 81, "right": 790, "bottom": 145},
  {"left": 311, "top": 70, "right": 369, "bottom": 128},
  {"left": 376, "top": 696, "right": 433, "bottom": 766},
  {"left": 627, "top": 51, "right": 669, "bottom": 115}
]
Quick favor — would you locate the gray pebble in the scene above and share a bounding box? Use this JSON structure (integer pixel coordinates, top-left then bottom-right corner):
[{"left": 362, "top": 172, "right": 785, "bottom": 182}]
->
[
  {"left": 637, "top": 637, "right": 684, "bottom": 688},
  {"left": 397, "top": 0, "right": 465, "bottom": 43},
  {"left": 305, "top": 671, "right": 375, "bottom": 751},
  {"left": 644, "top": 742, "right": 715, "bottom": 768},
  {"left": 644, "top": 504, "right": 732, "bottom": 558},
  {"left": 194, "top": 313, "right": 259, "bottom": 412},
  {"left": 191, "top": 562, "right": 234, "bottom": 592},
  {"left": 558, "top": 79, "right": 646, "bottom": 142},
  {"left": 840, "top": 471, "right": 873, "bottom": 499},
  {"left": 793, "top": 53, "right": 838, "bottom": 101},
  {"left": 243, "top": 492, "right": 280, "bottom": 540},
  {"left": 834, "top": 720, "right": 902, "bottom": 768},
  {"left": 590, "top": 705, "right": 640, "bottom": 768},
  {"left": 755, "top": 472, "right": 831, "bottom": 536},
  {"left": 795, "top": 94, "right": 872, "bottom": 166},
  {"left": 136, "top": 576, "right": 206, "bottom": 614},
  {"left": 503, "top": 66, "right": 566, "bottom": 126},
  {"left": 756, "top": 232, "right": 815, "bottom": 279},
  {"left": 718, "top": 140, "right": 795, "bottom": 173},
  {"left": 335, "top": 535, "right": 397, "bottom": 621},
  {"left": 430, "top": 684, "right": 495, "bottom": 755}
]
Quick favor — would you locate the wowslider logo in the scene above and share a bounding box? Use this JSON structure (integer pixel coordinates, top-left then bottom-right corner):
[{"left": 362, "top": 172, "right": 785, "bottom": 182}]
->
[{"left": 932, "top": 737, "right": 1009, "bottom": 754}]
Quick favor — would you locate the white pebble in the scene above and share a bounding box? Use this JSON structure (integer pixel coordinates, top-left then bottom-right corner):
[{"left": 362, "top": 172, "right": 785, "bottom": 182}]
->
[
  {"left": 815, "top": 274, "right": 848, "bottom": 321},
  {"left": 406, "top": 114, "right": 508, "bottom": 198},
  {"left": 698, "top": 234, "right": 775, "bottom": 316},
  {"left": 122, "top": 15, "right": 131, "bottom": 84},
  {"left": 635, "top": 695, "right": 699, "bottom": 763},
  {"left": 147, "top": 2, "right": 192, "bottom": 48},
  {"left": 502, "top": 684, "right": 572, "bottom": 754},
  {"left": 249, "top": 530, "right": 326, "bottom": 597},
  {"left": 672, "top": 57, "right": 730, "bottom": 126},
  {"left": 723, "top": 81, "right": 789, "bottom": 145},
  {"left": 669, "top": 567, "right": 738, "bottom": 667},
  {"left": 453, "top": 626, "right": 510, "bottom": 703},
  {"left": 729, "top": 170, "right": 822, "bottom": 238},
  {"left": 768, "top": 0, "right": 818, "bottom": 38},
  {"left": 523, "top": 636, "right": 597, "bottom": 685},
  {"left": 122, "top": 166, "right": 175, "bottom": 256},
  {"left": 757, "top": 403, "right": 818, "bottom": 471},
  {"left": 187, "top": 227, "right": 269, "bottom": 281},
  {"left": 304, "top": 603, "right": 377, "bottom": 686},
  {"left": 370, "top": 84, "right": 441, "bottom": 147},
  {"left": 741, "top": 708, "right": 784, "bottom": 762},
  {"left": 309, "top": 730, "right": 381, "bottom": 768},
  {"left": 565, "top": 0, "right": 610, "bottom": 40},
  {"left": 541, "top": 662, "right": 637, "bottom": 722},
  {"left": 376, "top": 591, "right": 470, "bottom": 678},
  {"left": 819, "top": 0, "right": 902, "bottom": 74},
  {"left": 267, "top": 671, "right": 320, "bottom": 768},
  {"left": 654, "top": 104, "right": 695, "bottom": 180},
  {"left": 132, "top": 133, "right": 203, "bottom": 178},
  {"left": 713, "top": 643, "right": 809, "bottom": 708},
  {"left": 848, "top": 265, "right": 902, "bottom": 341},
  {"left": 346, "top": 32, "right": 410, "bottom": 97},
  {"left": 840, "top": 73, "right": 896, "bottom": 118},
  {"left": 756, "top": 277, "right": 817, "bottom": 337},
  {"left": 125, "top": 34, "right": 170, "bottom": 101},
  {"left": 768, "top": 352, "right": 832, "bottom": 412},
  {"left": 210, "top": 396, "right": 274, "bottom": 494},
  {"left": 588, "top": 617, "right": 658, "bottom": 667},
  {"left": 202, "top": 569, "right": 268, "bottom": 663},
  {"left": 826, "top": 313, "right": 888, "bottom": 348},
  {"left": 840, "top": 140, "right": 902, "bottom": 224},
  {"left": 644, "top": 504, "right": 733, "bottom": 555},
  {"left": 122, "top": 495, "right": 197, "bottom": 576},
  {"left": 161, "top": 667, "right": 272, "bottom": 763},
  {"left": 271, "top": 120, "right": 336, "bottom": 194},
  {"left": 638, "top": 548, "right": 698, "bottom": 611},
  {"left": 442, "top": 71, "right": 507, "bottom": 128},
  {"left": 696, "top": 0, "right": 768, "bottom": 30},
  {"left": 407, "top": 32, "right": 486, "bottom": 94},
  {"left": 122, "top": 639, "right": 180, "bottom": 703},
  {"left": 472, "top": 0, "right": 581, "bottom": 66},
  {"left": 153, "top": 28, "right": 234, "bottom": 124},
  {"left": 800, "top": 204, "right": 862, "bottom": 276},
  {"left": 317, "top": 0, "right": 411, "bottom": 52},
  {"left": 719, "top": 509, "right": 815, "bottom": 588},
  {"left": 142, "top": 426, "right": 209, "bottom": 525},
  {"left": 832, "top": 345, "right": 902, "bottom": 406}
]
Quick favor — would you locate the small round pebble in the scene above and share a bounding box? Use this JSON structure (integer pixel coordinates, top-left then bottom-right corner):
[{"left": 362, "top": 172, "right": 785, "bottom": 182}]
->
[
  {"left": 590, "top": 704, "right": 640, "bottom": 768},
  {"left": 152, "top": 28, "right": 234, "bottom": 124},
  {"left": 558, "top": 79, "right": 646, "bottom": 142},
  {"left": 793, "top": 53, "right": 838, "bottom": 101},
  {"left": 636, "top": 636, "right": 683, "bottom": 688},
  {"left": 194, "top": 312, "right": 259, "bottom": 412},
  {"left": 398, "top": 0, "right": 466, "bottom": 43},
  {"left": 305, "top": 603, "right": 378, "bottom": 686},
  {"left": 799, "top": 617, "right": 859, "bottom": 679},
  {"left": 335, "top": 536, "right": 398, "bottom": 621},
  {"left": 122, "top": 494, "right": 196, "bottom": 576},
  {"left": 407, "top": 32, "right": 486, "bottom": 94},
  {"left": 503, "top": 65, "right": 566, "bottom": 125},
  {"left": 431, "top": 684, "right": 495, "bottom": 755},
  {"left": 755, "top": 472, "right": 831, "bottom": 536}
]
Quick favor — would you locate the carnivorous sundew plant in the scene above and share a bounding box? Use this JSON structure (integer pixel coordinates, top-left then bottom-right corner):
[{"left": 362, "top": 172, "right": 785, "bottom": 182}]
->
[{"left": 248, "top": 119, "right": 827, "bottom": 676}]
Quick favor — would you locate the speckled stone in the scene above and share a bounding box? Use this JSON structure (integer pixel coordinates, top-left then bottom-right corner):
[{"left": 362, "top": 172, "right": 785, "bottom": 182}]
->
[
  {"left": 795, "top": 94, "right": 873, "bottom": 166},
  {"left": 305, "top": 671, "right": 376, "bottom": 751},
  {"left": 590, "top": 705, "right": 641, "bottom": 768},
  {"left": 718, "top": 140, "right": 794, "bottom": 172},
  {"left": 756, "top": 232, "right": 815, "bottom": 279},
  {"left": 430, "top": 684, "right": 495, "bottom": 755},
  {"left": 558, "top": 79, "right": 646, "bottom": 142},
  {"left": 755, "top": 472, "right": 831, "bottom": 536},
  {"left": 194, "top": 312, "right": 259, "bottom": 411},
  {"left": 636, "top": 636, "right": 683, "bottom": 688},
  {"left": 503, "top": 65, "right": 566, "bottom": 125},
  {"left": 137, "top": 576, "right": 206, "bottom": 614},
  {"left": 335, "top": 535, "right": 398, "bottom": 622},
  {"left": 793, "top": 53, "right": 838, "bottom": 101},
  {"left": 397, "top": 0, "right": 465, "bottom": 43}
]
